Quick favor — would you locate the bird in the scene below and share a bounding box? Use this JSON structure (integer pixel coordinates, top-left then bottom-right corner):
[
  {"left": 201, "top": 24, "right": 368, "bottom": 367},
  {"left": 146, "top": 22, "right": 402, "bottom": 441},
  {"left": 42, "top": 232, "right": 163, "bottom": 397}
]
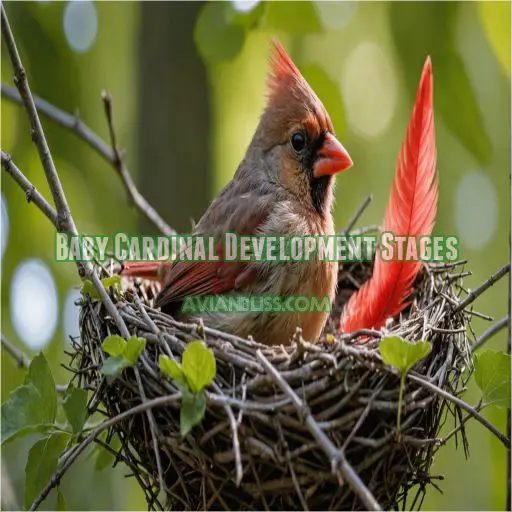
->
[
  {"left": 123, "top": 40, "right": 353, "bottom": 346},
  {"left": 339, "top": 56, "right": 437, "bottom": 333}
]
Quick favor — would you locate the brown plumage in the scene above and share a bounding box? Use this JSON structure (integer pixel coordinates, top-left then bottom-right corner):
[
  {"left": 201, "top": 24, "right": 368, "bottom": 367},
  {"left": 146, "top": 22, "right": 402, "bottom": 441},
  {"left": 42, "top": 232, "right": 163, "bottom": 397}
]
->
[{"left": 123, "top": 40, "right": 352, "bottom": 345}]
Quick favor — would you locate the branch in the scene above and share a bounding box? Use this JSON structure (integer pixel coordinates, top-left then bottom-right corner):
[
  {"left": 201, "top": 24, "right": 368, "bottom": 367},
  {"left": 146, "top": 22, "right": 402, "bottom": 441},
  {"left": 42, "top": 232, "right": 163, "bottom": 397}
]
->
[
  {"left": 2, "top": 83, "right": 175, "bottom": 236},
  {"left": 340, "top": 194, "right": 373, "bottom": 235},
  {"left": 1, "top": 4, "right": 130, "bottom": 340},
  {"left": 406, "top": 373, "right": 510, "bottom": 448},
  {"left": 28, "top": 393, "right": 182, "bottom": 511},
  {"left": 453, "top": 263, "right": 510, "bottom": 314},
  {"left": 472, "top": 316, "right": 509, "bottom": 352},
  {"left": 256, "top": 350, "right": 382, "bottom": 511}
]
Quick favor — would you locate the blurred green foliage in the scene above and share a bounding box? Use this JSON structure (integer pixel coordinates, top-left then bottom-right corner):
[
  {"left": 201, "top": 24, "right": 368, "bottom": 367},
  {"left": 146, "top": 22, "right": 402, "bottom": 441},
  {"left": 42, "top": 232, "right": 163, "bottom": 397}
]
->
[{"left": 1, "top": 1, "right": 510, "bottom": 510}]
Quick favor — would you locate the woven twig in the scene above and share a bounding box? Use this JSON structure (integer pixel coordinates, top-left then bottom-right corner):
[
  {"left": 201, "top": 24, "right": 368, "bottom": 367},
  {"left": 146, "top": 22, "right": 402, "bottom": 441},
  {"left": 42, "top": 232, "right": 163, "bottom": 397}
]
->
[{"left": 70, "top": 257, "right": 475, "bottom": 511}]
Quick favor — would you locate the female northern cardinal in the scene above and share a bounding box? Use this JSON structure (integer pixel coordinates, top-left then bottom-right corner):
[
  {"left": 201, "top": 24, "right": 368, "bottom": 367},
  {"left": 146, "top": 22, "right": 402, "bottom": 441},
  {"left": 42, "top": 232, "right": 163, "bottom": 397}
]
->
[{"left": 123, "top": 40, "right": 353, "bottom": 345}]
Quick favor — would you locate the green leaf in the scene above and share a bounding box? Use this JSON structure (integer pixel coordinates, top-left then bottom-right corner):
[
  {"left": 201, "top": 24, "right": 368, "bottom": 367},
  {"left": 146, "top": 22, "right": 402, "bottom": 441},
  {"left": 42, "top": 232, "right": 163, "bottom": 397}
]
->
[
  {"left": 478, "top": 2, "right": 510, "bottom": 76},
  {"left": 101, "top": 356, "right": 130, "bottom": 382},
  {"left": 263, "top": 1, "right": 322, "bottom": 34},
  {"left": 1, "top": 384, "right": 55, "bottom": 445},
  {"left": 181, "top": 341, "right": 216, "bottom": 393},
  {"left": 180, "top": 392, "right": 206, "bottom": 437},
  {"left": 124, "top": 336, "right": 146, "bottom": 365},
  {"left": 159, "top": 355, "right": 187, "bottom": 388},
  {"left": 25, "top": 353, "right": 57, "bottom": 424},
  {"left": 102, "top": 335, "right": 127, "bottom": 357},
  {"left": 195, "top": 2, "right": 245, "bottom": 64},
  {"left": 473, "top": 350, "right": 511, "bottom": 409},
  {"left": 57, "top": 490, "right": 67, "bottom": 511},
  {"left": 63, "top": 386, "right": 89, "bottom": 433},
  {"left": 94, "top": 434, "right": 121, "bottom": 471},
  {"left": 380, "top": 336, "right": 432, "bottom": 375},
  {"left": 301, "top": 64, "right": 346, "bottom": 138},
  {"left": 24, "top": 432, "right": 71, "bottom": 509},
  {"left": 81, "top": 275, "right": 122, "bottom": 299}
]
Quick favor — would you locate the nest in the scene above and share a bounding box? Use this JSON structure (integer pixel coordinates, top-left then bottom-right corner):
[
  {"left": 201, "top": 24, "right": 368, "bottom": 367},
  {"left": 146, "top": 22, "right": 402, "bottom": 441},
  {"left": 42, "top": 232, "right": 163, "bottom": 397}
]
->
[{"left": 71, "top": 246, "right": 473, "bottom": 511}]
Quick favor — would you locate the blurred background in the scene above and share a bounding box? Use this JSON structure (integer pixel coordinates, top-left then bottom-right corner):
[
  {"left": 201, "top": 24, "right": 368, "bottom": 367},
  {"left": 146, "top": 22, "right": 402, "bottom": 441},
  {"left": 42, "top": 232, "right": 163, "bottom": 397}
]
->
[{"left": 1, "top": 1, "right": 510, "bottom": 510}]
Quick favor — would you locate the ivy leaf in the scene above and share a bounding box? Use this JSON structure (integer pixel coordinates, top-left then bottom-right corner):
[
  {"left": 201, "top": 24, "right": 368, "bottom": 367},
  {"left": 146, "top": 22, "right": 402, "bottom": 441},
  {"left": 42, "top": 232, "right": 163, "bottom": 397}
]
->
[
  {"left": 25, "top": 353, "right": 57, "bottom": 424},
  {"left": 102, "top": 335, "right": 127, "bottom": 357},
  {"left": 181, "top": 341, "right": 217, "bottom": 393},
  {"left": 24, "top": 432, "right": 71, "bottom": 509},
  {"left": 195, "top": 2, "right": 245, "bottom": 64},
  {"left": 180, "top": 392, "right": 206, "bottom": 437},
  {"left": 101, "top": 356, "right": 130, "bottom": 383},
  {"left": 57, "top": 490, "right": 67, "bottom": 511},
  {"left": 159, "top": 355, "right": 188, "bottom": 389},
  {"left": 380, "top": 336, "right": 432, "bottom": 375},
  {"left": 124, "top": 336, "right": 146, "bottom": 365},
  {"left": 263, "top": 1, "right": 322, "bottom": 34},
  {"left": 474, "top": 350, "right": 511, "bottom": 409},
  {"left": 63, "top": 386, "right": 89, "bottom": 434}
]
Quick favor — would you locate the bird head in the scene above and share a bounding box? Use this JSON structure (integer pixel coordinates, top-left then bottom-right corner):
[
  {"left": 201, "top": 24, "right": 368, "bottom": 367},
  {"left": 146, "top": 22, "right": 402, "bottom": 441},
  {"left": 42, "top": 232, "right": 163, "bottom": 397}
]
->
[{"left": 248, "top": 40, "right": 353, "bottom": 215}]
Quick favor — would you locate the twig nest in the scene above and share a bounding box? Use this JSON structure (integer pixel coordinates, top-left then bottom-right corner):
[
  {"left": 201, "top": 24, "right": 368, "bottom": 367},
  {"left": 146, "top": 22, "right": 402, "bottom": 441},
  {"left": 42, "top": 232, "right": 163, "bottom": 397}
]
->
[{"left": 73, "top": 256, "right": 471, "bottom": 511}]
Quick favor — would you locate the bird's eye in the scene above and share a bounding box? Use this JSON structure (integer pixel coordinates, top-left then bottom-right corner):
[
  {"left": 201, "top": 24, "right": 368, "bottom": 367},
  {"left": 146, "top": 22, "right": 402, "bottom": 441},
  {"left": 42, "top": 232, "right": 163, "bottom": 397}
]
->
[{"left": 290, "top": 131, "right": 306, "bottom": 153}]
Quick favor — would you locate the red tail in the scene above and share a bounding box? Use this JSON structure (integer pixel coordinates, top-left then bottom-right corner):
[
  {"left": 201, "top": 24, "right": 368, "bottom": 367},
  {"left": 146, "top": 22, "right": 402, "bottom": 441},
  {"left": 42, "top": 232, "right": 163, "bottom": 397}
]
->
[{"left": 340, "top": 57, "right": 438, "bottom": 333}]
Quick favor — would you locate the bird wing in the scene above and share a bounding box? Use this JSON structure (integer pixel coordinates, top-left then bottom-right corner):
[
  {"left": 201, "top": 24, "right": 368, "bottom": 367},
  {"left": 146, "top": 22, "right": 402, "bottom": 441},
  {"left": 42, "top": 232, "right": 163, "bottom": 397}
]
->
[{"left": 340, "top": 57, "right": 438, "bottom": 332}]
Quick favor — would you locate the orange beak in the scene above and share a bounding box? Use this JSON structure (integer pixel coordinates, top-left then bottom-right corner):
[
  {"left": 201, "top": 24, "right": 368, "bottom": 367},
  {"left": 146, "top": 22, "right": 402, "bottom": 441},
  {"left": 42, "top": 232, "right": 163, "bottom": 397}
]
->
[{"left": 313, "top": 133, "right": 353, "bottom": 178}]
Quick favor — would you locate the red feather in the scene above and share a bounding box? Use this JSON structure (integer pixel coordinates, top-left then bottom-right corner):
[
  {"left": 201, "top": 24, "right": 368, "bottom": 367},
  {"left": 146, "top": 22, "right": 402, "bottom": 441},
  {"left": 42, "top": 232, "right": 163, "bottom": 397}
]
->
[{"left": 340, "top": 57, "right": 438, "bottom": 333}]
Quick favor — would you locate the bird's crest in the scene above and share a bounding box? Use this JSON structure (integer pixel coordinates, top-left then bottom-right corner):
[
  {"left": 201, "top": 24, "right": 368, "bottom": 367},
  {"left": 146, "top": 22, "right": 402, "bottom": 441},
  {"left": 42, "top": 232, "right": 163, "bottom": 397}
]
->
[{"left": 267, "top": 39, "right": 307, "bottom": 103}]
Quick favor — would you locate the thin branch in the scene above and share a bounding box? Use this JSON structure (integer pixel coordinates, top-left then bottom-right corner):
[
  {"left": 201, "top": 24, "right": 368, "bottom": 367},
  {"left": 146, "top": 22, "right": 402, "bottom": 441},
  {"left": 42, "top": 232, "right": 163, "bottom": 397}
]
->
[
  {"left": 1, "top": 5, "right": 130, "bottom": 339},
  {"left": 406, "top": 373, "right": 510, "bottom": 448},
  {"left": 453, "top": 263, "right": 510, "bottom": 313},
  {"left": 2, "top": 83, "right": 175, "bottom": 236},
  {"left": 28, "top": 393, "right": 181, "bottom": 511},
  {"left": 1, "top": 152, "right": 58, "bottom": 225},
  {"left": 472, "top": 316, "right": 509, "bottom": 352},
  {"left": 256, "top": 350, "right": 381, "bottom": 511},
  {"left": 341, "top": 194, "right": 373, "bottom": 235}
]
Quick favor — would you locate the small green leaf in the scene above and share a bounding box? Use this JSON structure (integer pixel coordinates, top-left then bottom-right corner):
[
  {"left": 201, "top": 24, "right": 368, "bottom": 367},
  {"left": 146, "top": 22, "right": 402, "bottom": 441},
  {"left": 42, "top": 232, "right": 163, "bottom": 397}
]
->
[
  {"left": 1, "top": 384, "right": 55, "bottom": 445},
  {"left": 63, "top": 386, "right": 89, "bottom": 433},
  {"left": 57, "top": 490, "right": 67, "bottom": 511},
  {"left": 263, "top": 1, "right": 322, "bottom": 34},
  {"left": 101, "top": 356, "right": 130, "bottom": 382},
  {"left": 195, "top": 2, "right": 245, "bottom": 64},
  {"left": 180, "top": 392, "right": 206, "bottom": 437},
  {"left": 181, "top": 341, "right": 216, "bottom": 393},
  {"left": 474, "top": 350, "right": 511, "bottom": 409},
  {"left": 26, "top": 353, "right": 57, "bottom": 424},
  {"left": 124, "top": 336, "right": 146, "bottom": 365},
  {"left": 159, "top": 355, "right": 187, "bottom": 388},
  {"left": 102, "top": 335, "right": 127, "bottom": 357},
  {"left": 81, "top": 275, "right": 122, "bottom": 299},
  {"left": 24, "top": 432, "right": 71, "bottom": 509},
  {"left": 380, "top": 336, "right": 432, "bottom": 375}
]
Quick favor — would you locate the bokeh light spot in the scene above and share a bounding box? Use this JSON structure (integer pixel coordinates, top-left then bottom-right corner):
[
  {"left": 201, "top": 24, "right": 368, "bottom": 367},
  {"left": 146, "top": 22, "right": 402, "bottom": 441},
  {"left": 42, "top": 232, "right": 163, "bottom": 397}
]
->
[
  {"left": 10, "top": 259, "right": 58, "bottom": 350},
  {"left": 342, "top": 42, "right": 397, "bottom": 138},
  {"left": 231, "top": 0, "right": 260, "bottom": 13},
  {"left": 315, "top": 1, "right": 358, "bottom": 30},
  {"left": 455, "top": 170, "right": 498, "bottom": 250},
  {"left": 63, "top": 287, "right": 81, "bottom": 343},
  {"left": 1, "top": 194, "right": 9, "bottom": 260},
  {"left": 63, "top": 0, "right": 98, "bottom": 54}
]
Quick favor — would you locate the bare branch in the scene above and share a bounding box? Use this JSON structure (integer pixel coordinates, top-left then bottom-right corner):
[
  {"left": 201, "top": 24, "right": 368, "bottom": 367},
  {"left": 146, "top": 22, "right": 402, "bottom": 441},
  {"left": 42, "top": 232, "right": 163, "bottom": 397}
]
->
[
  {"left": 1, "top": 4, "right": 130, "bottom": 339},
  {"left": 472, "top": 316, "right": 509, "bottom": 352},
  {"left": 1, "top": 333, "right": 30, "bottom": 368},
  {"left": 256, "top": 350, "right": 382, "bottom": 511},
  {"left": 341, "top": 194, "right": 373, "bottom": 235},
  {"left": 2, "top": 83, "right": 175, "bottom": 236},
  {"left": 454, "top": 263, "right": 510, "bottom": 314},
  {"left": 28, "top": 393, "right": 182, "bottom": 511}
]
